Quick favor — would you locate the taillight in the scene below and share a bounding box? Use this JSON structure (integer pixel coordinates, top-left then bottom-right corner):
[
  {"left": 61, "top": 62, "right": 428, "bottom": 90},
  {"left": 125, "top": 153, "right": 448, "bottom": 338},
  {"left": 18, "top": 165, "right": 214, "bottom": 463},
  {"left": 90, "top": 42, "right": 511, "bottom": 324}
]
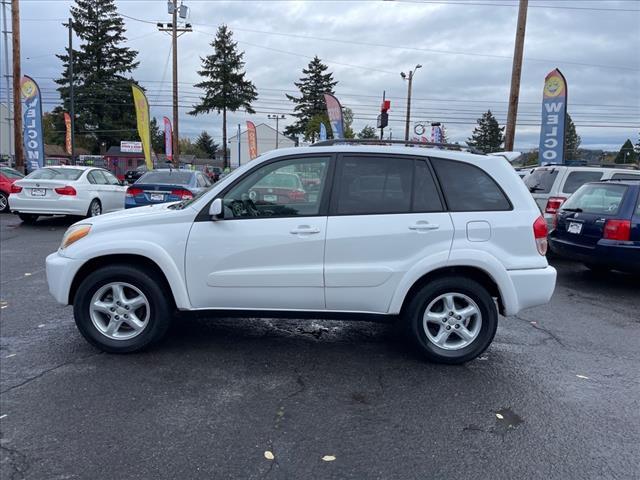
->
[
  {"left": 603, "top": 219, "right": 631, "bottom": 241},
  {"left": 533, "top": 215, "right": 548, "bottom": 255},
  {"left": 126, "top": 187, "right": 143, "bottom": 198},
  {"left": 545, "top": 197, "right": 566, "bottom": 214},
  {"left": 171, "top": 189, "right": 193, "bottom": 200},
  {"left": 10, "top": 184, "right": 22, "bottom": 194},
  {"left": 55, "top": 186, "right": 77, "bottom": 196},
  {"left": 288, "top": 189, "right": 306, "bottom": 201}
]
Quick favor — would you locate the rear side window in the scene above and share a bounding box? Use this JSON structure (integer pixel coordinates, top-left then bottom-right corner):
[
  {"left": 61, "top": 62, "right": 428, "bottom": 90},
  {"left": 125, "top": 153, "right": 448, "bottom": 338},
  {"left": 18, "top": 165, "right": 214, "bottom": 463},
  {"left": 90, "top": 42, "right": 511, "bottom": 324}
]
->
[
  {"left": 413, "top": 161, "right": 443, "bottom": 212},
  {"left": 431, "top": 158, "right": 511, "bottom": 211},
  {"left": 335, "top": 156, "right": 414, "bottom": 215},
  {"left": 524, "top": 168, "right": 558, "bottom": 193},
  {"left": 562, "top": 184, "right": 627, "bottom": 215},
  {"left": 562, "top": 171, "right": 603, "bottom": 194}
]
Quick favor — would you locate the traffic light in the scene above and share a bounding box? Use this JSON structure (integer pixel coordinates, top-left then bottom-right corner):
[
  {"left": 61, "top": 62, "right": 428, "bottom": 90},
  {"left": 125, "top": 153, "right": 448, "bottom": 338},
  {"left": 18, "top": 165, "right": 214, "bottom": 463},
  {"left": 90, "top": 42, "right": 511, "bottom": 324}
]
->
[{"left": 377, "top": 100, "right": 391, "bottom": 129}]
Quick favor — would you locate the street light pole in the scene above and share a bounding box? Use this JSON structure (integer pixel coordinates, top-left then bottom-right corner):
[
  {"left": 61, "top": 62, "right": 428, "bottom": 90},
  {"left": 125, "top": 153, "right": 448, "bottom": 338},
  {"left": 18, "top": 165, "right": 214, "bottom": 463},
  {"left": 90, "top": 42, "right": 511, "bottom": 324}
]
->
[
  {"left": 401, "top": 64, "right": 421, "bottom": 142},
  {"left": 68, "top": 17, "right": 76, "bottom": 165},
  {"left": 267, "top": 114, "right": 285, "bottom": 149}
]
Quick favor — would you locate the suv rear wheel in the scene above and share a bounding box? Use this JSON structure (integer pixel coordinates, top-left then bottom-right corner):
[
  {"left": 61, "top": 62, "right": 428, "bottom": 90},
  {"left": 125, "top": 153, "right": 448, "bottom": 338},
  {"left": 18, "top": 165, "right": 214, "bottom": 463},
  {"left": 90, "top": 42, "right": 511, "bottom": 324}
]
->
[
  {"left": 404, "top": 276, "right": 498, "bottom": 364},
  {"left": 73, "top": 265, "right": 173, "bottom": 353}
]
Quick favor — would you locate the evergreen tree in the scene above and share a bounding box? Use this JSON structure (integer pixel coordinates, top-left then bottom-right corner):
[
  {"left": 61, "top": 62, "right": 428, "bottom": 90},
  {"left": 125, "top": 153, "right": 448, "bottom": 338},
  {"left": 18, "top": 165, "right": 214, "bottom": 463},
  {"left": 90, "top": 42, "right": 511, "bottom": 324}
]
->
[
  {"left": 343, "top": 107, "right": 355, "bottom": 139},
  {"left": 285, "top": 56, "right": 338, "bottom": 141},
  {"left": 467, "top": 110, "right": 504, "bottom": 153},
  {"left": 178, "top": 138, "right": 207, "bottom": 158},
  {"left": 635, "top": 132, "right": 640, "bottom": 154},
  {"left": 615, "top": 139, "right": 638, "bottom": 164},
  {"left": 150, "top": 118, "right": 164, "bottom": 154},
  {"left": 190, "top": 25, "right": 258, "bottom": 168},
  {"left": 55, "top": 0, "right": 140, "bottom": 154},
  {"left": 358, "top": 125, "right": 378, "bottom": 139},
  {"left": 43, "top": 108, "right": 66, "bottom": 146},
  {"left": 565, "top": 114, "right": 581, "bottom": 161},
  {"left": 196, "top": 131, "right": 218, "bottom": 158}
]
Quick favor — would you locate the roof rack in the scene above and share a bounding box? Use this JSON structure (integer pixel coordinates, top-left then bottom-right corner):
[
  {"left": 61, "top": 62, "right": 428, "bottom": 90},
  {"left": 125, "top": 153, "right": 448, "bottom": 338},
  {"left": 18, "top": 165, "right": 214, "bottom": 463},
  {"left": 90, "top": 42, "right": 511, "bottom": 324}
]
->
[{"left": 310, "top": 138, "right": 483, "bottom": 154}]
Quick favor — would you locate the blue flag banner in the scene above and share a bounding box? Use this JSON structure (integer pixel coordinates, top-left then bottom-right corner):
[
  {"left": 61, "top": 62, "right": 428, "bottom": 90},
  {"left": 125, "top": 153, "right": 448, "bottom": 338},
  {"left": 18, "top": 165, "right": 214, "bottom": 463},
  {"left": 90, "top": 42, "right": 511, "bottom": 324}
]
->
[
  {"left": 538, "top": 69, "right": 567, "bottom": 165},
  {"left": 319, "top": 123, "right": 327, "bottom": 141},
  {"left": 324, "top": 93, "right": 344, "bottom": 139},
  {"left": 21, "top": 75, "right": 45, "bottom": 173}
]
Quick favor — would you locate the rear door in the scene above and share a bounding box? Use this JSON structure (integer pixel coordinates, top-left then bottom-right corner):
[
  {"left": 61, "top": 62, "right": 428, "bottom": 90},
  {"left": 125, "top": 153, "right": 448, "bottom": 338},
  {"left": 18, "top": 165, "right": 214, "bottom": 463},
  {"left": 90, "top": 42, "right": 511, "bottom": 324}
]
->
[
  {"left": 101, "top": 170, "right": 127, "bottom": 211},
  {"left": 324, "top": 154, "right": 454, "bottom": 313},
  {"left": 87, "top": 170, "right": 114, "bottom": 211}
]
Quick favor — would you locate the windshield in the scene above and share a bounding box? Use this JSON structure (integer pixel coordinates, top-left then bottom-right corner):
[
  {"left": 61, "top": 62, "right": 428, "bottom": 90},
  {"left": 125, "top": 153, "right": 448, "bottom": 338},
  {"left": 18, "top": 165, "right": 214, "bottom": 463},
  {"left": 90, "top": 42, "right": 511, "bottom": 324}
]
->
[
  {"left": 0, "top": 167, "right": 24, "bottom": 179},
  {"left": 524, "top": 168, "right": 558, "bottom": 193},
  {"left": 138, "top": 171, "right": 193, "bottom": 185},
  {"left": 26, "top": 168, "right": 83, "bottom": 181},
  {"left": 561, "top": 183, "right": 627, "bottom": 215}
]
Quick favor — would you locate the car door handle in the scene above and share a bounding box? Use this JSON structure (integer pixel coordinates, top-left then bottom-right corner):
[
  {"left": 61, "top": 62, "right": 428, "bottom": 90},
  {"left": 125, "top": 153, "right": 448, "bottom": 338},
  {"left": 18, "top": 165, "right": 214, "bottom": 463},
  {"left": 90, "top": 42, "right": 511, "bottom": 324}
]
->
[
  {"left": 409, "top": 221, "right": 439, "bottom": 231},
  {"left": 290, "top": 226, "right": 321, "bottom": 235}
]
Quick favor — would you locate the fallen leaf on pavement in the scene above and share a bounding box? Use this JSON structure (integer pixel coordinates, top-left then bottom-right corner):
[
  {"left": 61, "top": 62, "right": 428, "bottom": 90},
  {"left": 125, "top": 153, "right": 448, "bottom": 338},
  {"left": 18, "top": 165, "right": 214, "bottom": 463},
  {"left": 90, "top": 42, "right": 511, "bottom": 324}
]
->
[
  {"left": 322, "top": 455, "right": 336, "bottom": 462},
  {"left": 264, "top": 451, "right": 274, "bottom": 460}
]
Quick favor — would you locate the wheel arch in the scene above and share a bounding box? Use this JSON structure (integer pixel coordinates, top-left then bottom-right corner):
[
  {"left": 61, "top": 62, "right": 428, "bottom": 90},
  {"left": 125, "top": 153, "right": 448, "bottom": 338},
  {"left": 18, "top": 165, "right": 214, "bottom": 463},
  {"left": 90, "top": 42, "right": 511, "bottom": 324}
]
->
[
  {"left": 397, "top": 266, "right": 505, "bottom": 317},
  {"left": 68, "top": 253, "right": 184, "bottom": 309}
]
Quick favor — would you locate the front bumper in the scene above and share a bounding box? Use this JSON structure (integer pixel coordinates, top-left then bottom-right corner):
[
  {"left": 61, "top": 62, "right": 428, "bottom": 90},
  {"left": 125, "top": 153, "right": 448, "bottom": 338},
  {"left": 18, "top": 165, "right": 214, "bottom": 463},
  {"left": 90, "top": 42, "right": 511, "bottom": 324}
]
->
[
  {"left": 505, "top": 266, "right": 557, "bottom": 314},
  {"left": 46, "top": 252, "right": 86, "bottom": 305}
]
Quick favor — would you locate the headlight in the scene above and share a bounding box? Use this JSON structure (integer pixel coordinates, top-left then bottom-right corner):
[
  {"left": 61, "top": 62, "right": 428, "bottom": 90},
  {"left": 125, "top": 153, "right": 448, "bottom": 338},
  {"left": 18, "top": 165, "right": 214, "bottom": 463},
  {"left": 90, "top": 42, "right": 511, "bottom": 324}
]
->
[{"left": 60, "top": 224, "right": 91, "bottom": 250}]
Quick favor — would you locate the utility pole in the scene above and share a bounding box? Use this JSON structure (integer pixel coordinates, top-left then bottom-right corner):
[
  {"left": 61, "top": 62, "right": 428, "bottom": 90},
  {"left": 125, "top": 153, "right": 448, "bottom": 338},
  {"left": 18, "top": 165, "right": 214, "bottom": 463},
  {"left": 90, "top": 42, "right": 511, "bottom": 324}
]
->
[
  {"left": 2, "top": 1, "right": 13, "bottom": 161},
  {"left": 504, "top": 0, "right": 528, "bottom": 152},
  {"left": 157, "top": 1, "right": 191, "bottom": 167},
  {"left": 10, "top": 0, "right": 23, "bottom": 172},
  {"left": 68, "top": 18, "right": 76, "bottom": 165},
  {"left": 267, "top": 113, "right": 285, "bottom": 149},
  {"left": 401, "top": 64, "right": 421, "bottom": 142}
]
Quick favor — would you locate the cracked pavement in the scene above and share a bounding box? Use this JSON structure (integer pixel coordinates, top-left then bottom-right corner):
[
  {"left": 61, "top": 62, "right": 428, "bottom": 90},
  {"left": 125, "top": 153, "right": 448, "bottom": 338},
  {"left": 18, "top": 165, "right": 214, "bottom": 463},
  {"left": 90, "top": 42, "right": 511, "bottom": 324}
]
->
[{"left": 1, "top": 214, "right": 639, "bottom": 479}]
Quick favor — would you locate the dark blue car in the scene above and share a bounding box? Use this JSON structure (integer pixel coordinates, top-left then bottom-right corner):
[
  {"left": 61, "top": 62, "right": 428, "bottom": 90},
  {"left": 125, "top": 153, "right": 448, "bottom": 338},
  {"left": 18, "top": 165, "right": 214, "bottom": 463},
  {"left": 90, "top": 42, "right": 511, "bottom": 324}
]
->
[
  {"left": 125, "top": 169, "right": 211, "bottom": 208},
  {"left": 549, "top": 179, "right": 640, "bottom": 273}
]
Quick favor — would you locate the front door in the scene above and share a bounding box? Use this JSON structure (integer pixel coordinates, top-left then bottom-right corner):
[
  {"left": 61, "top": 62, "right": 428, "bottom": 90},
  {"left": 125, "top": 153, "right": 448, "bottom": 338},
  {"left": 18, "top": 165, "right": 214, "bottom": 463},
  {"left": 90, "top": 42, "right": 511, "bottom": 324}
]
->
[{"left": 185, "top": 155, "right": 333, "bottom": 310}]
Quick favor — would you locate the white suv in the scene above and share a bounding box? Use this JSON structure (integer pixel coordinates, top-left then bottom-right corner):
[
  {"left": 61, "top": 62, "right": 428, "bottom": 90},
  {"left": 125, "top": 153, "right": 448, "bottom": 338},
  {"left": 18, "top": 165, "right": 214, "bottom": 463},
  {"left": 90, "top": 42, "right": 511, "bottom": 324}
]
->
[{"left": 46, "top": 144, "right": 556, "bottom": 364}]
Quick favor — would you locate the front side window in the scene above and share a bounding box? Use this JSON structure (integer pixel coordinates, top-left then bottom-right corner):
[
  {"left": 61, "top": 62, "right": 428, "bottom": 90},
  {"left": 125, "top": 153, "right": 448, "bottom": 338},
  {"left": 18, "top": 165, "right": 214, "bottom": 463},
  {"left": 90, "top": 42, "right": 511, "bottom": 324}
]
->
[
  {"left": 223, "top": 157, "right": 329, "bottom": 218},
  {"left": 562, "top": 171, "right": 603, "bottom": 194},
  {"left": 431, "top": 158, "right": 511, "bottom": 211},
  {"left": 334, "top": 156, "right": 413, "bottom": 215}
]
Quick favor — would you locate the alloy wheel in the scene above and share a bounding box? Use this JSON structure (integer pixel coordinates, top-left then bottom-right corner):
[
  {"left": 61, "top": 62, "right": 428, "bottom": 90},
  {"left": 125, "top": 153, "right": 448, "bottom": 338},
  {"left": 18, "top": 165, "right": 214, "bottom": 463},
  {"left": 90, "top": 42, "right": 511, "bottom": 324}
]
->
[
  {"left": 89, "top": 282, "right": 150, "bottom": 340},
  {"left": 422, "top": 292, "right": 482, "bottom": 350}
]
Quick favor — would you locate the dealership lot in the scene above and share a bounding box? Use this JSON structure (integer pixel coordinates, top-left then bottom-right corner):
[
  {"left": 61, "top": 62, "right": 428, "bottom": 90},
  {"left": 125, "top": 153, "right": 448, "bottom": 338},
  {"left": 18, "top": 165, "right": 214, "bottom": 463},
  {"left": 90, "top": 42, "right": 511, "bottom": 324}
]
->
[{"left": 1, "top": 214, "right": 638, "bottom": 479}]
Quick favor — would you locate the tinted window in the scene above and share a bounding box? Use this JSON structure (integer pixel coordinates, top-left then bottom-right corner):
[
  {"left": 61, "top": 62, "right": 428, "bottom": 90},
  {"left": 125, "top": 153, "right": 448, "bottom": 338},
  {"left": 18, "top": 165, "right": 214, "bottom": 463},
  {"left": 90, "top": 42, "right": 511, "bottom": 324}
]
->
[
  {"left": 612, "top": 172, "right": 640, "bottom": 181},
  {"left": 524, "top": 168, "right": 559, "bottom": 193},
  {"left": 562, "top": 171, "right": 603, "bottom": 194},
  {"left": 413, "top": 161, "right": 443, "bottom": 212},
  {"left": 26, "top": 168, "right": 83, "bottom": 181},
  {"left": 138, "top": 171, "right": 193, "bottom": 185},
  {"left": 432, "top": 158, "right": 511, "bottom": 211},
  {"left": 224, "top": 157, "right": 329, "bottom": 218},
  {"left": 562, "top": 184, "right": 627, "bottom": 215},
  {"left": 335, "top": 156, "right": 413, "bottom": 215}
]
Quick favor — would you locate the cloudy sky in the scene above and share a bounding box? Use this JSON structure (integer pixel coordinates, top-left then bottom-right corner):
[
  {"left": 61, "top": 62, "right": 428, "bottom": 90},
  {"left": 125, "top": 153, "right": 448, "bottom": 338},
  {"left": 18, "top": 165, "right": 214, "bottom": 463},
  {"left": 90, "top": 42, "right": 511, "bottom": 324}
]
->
[{"left": 5, "top": 0, "right": 640, "bottom": 151}]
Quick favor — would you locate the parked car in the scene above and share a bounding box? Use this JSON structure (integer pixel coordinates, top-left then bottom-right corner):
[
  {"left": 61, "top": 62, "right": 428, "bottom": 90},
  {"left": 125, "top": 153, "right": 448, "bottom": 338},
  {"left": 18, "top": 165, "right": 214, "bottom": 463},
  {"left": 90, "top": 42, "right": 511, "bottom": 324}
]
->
[
  {"left": 46, "top": 143, "right": 556, "bottom": 363},
  {"left": 0, "top": 166, "right": 24, "bottom": 213},
  {"left": 247, "top": 172, "right": 307, "bottom": 205},
  {"left": 524, "top": 165, "right": 640, "bottom": 229},
  {"left": 125, "top": 169, "right": 211, "bottom": 208},
  {"left": 124, "top": 165, "right": 147, "bottom": 184},
  {"left": 9, "top": 166, "right": 127, "bottom": 224},
  {"left": 549, "top": 180, "right": 640, "bottom": 273}
]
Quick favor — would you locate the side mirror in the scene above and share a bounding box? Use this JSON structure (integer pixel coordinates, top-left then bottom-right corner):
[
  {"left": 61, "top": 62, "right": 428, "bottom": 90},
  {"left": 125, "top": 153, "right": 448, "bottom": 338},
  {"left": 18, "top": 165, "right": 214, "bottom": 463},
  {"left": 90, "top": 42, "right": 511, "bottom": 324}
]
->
[{"left": 209, "top": 198, "right": 223, "bottom": 220}]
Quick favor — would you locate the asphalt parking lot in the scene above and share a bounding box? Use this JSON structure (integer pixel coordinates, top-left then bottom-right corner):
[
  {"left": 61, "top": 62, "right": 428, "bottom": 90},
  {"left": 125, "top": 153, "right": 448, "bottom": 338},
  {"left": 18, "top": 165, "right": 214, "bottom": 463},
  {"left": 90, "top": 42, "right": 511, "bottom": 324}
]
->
[{"left": 0, "top": 213, "right": 638, "bottom": 480}]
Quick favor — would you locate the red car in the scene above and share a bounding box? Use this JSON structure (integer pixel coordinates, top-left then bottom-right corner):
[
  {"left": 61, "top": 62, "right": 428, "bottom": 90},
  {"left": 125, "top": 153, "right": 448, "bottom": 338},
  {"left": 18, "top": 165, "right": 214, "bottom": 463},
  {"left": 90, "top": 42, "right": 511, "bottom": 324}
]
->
[{"left": 0, "top": 166, "right": 24, "bottom": 213}]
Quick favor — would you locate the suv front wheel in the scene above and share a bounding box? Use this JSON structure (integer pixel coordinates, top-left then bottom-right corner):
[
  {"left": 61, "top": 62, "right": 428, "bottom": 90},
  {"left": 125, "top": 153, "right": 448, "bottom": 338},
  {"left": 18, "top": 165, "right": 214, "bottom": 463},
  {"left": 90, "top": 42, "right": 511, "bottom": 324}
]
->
[
  {"left": 73, "top": 265, "right": 173, "bottom": 353},
  {"left": 404, "top": 276, "right": 498, "bottom": 364}
]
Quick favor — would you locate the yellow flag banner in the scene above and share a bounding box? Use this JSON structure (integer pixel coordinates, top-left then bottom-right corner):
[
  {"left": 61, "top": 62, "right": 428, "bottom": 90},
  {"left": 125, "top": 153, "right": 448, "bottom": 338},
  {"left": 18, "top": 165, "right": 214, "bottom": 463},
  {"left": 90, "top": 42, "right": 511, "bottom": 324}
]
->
[{"left": 131, "top": 84, "right": 153, "bottom": 170}]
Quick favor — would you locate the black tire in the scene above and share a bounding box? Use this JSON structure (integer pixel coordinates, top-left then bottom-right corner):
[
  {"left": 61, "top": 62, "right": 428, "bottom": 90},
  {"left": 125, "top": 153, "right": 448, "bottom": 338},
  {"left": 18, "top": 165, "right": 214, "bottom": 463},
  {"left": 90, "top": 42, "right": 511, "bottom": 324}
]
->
[
  {"left": 584, "top": 263, "right": 610, "bottom": 274},
  {"left": 87, "top": 199, "right": 102, "bottom": 218},
  {"left": 18, "top": 213, "right": 39, "bottom": 224},
  {"left": 403, "top": 276, "right": 498, "bottom": 364},
  {"left": 73, "top": 264, "right": 173, "bottom": 353},
  {"left": 0, "top": 192, "right": 8, "bottom": 213}
]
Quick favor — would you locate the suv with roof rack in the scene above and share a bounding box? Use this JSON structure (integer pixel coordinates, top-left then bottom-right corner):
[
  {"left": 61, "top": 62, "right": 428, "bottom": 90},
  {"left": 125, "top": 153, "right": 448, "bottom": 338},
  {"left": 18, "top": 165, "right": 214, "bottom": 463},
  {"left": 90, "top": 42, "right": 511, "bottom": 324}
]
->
[
  {"left": 524, "top": 165, "right": 640, "bottom": 229},
  {"left": 46, "top": 142, "right": 557, "bottom": 364}
]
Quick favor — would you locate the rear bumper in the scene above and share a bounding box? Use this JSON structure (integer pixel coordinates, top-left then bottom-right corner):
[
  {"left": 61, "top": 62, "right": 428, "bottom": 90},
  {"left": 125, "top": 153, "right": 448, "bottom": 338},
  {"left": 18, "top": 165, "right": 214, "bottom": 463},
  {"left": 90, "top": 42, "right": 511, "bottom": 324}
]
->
[
  {"left": 46, "top": 252, "right": 86, "bottom": 305},
  {"left": 9, "top": 195, "right": 88, "bottom": 216},
  {"left": 505, "top": 266, "right": 557, "bottom": 314},
  {"left": 549, "top": 237, "right": 640, "bottom": 272}
]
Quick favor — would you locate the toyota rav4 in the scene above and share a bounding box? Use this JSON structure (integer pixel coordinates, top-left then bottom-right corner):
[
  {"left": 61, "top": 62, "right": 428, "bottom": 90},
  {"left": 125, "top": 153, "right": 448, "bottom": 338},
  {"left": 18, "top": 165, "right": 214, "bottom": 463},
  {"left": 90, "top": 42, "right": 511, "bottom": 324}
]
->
[{"left": 46, "top": 143, "right": 557, "bottom": 364}]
